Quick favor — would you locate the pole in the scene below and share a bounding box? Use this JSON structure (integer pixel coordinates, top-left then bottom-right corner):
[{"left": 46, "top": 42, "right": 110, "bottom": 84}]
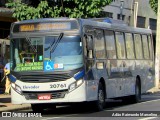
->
[
  {"left": 120, "top": 0, "right": 124, "bottom": 20},
  {"left": 155, "top": 0, "right": 160, "bottom": 88},
  {"left": 133, "top": 2, "right": 138, "bottom": 27}
]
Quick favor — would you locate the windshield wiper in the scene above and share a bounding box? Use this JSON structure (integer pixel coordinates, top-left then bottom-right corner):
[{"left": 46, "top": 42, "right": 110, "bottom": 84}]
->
[
  {"left": 49, "top": 33, "right": 64, "bottom": 59},
  {"left": 51, "top": 33, "right": 64, "bottom": 53},
  {"left": 45, "top": 38, "right": 55, "bottom": 51}
]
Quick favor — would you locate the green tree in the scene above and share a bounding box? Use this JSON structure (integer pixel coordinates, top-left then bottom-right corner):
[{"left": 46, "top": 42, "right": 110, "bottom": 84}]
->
[
  {"left": 6, "top": 0, "right": 113, "bottom": 21},
  {"left": 149, "top": 0, "right": 158, "bottom": 14}
]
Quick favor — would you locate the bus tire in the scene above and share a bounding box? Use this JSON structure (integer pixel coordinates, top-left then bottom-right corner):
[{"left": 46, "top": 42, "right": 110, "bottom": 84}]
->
[
  {"left": 132, "top": 79, "right": 141, "bottom": 103},
  {"left": 94, "top": 82, "right": 105, "bottom": 111}
]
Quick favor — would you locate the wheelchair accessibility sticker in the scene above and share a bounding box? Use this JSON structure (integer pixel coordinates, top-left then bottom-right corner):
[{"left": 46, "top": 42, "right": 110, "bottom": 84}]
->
[{"left": 44, "top": 61, "right": 54, "bottom": 71}]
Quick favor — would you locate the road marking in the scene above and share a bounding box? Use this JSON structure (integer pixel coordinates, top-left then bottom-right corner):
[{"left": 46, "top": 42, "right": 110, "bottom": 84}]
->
[
  {"left": 138, "top": 98, "right": 160, "bottom": 105},
  {"left": 40, "top": 99, "right": 160, "bottom": 119},
  {"left": 138, "top": 117, "right": 158, "bottom": 120},
  {"left": 103, "top": 98, "right": 160, "bottom": 112},
  {"left": 41, "top": 114, "right": 79, "bottom": 120}
]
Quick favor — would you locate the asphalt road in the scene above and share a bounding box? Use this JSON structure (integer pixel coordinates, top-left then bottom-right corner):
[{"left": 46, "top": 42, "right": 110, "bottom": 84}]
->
[{"left": 1, "top": 92, "right": 160, "bottom": 120}]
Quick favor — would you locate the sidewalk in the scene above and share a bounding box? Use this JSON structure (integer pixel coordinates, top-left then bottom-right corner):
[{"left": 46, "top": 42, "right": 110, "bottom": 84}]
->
[{"left": 0, "top": 94, "right": 31, "bottom": 112}]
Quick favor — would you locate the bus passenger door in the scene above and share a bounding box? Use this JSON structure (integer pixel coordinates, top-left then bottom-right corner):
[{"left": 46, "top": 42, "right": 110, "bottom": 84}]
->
[{"left": 83, "top": 34, "right": 97, "bottom": 100}]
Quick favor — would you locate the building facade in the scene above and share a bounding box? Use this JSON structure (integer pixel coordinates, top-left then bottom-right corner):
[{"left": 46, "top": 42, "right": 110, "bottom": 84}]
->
[
  {"left": 103, "top": 0, "right": 157, "bottom": 31},
  {"left": 103, "top": 0, "right": 157, "bottom": 53}
]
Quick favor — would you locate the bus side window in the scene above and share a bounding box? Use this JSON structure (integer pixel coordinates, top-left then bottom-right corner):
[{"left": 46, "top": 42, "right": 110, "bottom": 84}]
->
[
  {"left": 142, "top": 35, "right": 149, "bottom": 59},
  {"left": 125, "top": 33, "right": 135, "bottom": 59},
  {"left": 94, "top": 29, "right": 106, "bottom": 59},
  {"left": 148, "top": 35, "right": 153, "bottom": 59},
  {"left": 105, "top": 30, "right": 117, "bottom": 59},
  {"left": 134, "top": 34, "right": 143, "bottom": 59},
  {"left": 115, "top": 32, "right": 126, "bottom": 59}
]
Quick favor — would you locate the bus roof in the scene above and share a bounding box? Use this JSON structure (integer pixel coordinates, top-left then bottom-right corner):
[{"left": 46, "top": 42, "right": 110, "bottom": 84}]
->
[
  {"left": 79, "top": 18, "right": 152, "bottom": 34},
  {"left": 12, "top": 18, "right": 152, "bottom": 35}
]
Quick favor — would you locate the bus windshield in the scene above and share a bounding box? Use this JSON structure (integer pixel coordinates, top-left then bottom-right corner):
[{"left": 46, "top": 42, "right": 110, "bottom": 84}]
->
[{"left": 11, "top": 35, "right": 83, "bottom": 72}]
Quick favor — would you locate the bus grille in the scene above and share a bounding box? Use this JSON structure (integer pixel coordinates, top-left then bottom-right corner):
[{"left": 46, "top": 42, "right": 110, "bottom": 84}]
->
[
  {"left": 20, "top": 73, "right": 71, "bottom": 82},
  {"left": 23, "top": 90, "right": 68, "bottom": 100}
]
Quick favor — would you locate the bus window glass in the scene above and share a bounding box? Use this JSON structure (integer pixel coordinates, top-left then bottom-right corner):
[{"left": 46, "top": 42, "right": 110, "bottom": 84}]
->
[
  {"left": 44, "top": 36, "right": 83, "bottom": 70},
  {"left": 11, "top": 38, "right": 43, "bottom": 71},
  {"left": 142, "top": 35, "right": 149, "bottom": 59},
  {"left": 134, "top": 34, "right": 143, "bottom": 59},
  {"left": 95, "top": 29, "right": 106, "bottom": 59},
  {"left": 11, "top": 36, "right": 83, "bottom": 71},
  {"left": 105, "top": 30, "right": 116, "bottom": 59},
  {"left": 115, "top": 32, "right": 126, "bottom": 59},
  {"left": 86, "top": 35, "right": 94, "bottom": 58},
  {"left": 125, "top": 33, "right": 135, "bottom": 59},
  {"left": 148, "top": 35, "right": 153, "bottom": 59}
]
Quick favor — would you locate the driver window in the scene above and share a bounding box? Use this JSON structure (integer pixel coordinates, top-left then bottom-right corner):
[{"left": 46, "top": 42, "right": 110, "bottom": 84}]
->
[
  {"left": 85, "top": 35, "right": 93, "bottom": 58},
  {"left": 83, "top": 34, "right": 94, "bottom": 72},
  {"left": 19, "top": 41, "right": 35, "bottom": 63}
]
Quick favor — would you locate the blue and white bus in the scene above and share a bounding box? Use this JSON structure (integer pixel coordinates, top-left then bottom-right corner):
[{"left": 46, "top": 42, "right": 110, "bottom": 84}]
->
[{"left": 9, "top": 18, "right": 155, "bottom": 112}]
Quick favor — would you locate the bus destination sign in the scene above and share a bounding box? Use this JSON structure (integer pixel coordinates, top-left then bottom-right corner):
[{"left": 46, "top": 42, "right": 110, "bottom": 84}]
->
[{"left": 19, "top": 23, "right": 71, "bottom": 32}]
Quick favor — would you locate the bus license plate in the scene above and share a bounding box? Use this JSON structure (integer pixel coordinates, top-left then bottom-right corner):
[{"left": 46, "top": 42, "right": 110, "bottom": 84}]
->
[{"left": 38, "top": 94, "right": 51, "bottom": 100}]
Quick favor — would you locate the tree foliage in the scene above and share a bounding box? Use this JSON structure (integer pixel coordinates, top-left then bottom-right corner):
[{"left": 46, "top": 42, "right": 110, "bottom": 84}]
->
[
  {"left": 6, "top": 0, "right": 113, "bottom": 21},
  {"left": 149, "top": 0, "right": 158, "bottom": 14}
]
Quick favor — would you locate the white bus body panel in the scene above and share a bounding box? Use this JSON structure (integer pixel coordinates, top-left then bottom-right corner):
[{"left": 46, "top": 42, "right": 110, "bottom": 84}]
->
[{"left": 11, "top": 79, "right": 98, "bottom": 104}]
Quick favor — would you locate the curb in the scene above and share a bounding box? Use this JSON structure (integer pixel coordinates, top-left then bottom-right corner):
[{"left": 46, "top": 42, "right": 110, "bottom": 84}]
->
[
  {"left": 147, "top": 88, "right": 160, "bottom": 93},
  {"left": 0, "top": 104, "right": 31, "bottom": 112}
]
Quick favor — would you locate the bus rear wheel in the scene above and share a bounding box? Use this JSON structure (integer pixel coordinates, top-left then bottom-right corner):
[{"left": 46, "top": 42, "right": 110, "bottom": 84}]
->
[
  {"left": 130, "top": 79, "right": 141, "bottom": 103},
  {"left": 94, "top": 82, "right": 105, "bottom": 111},
  {"left": 134, "top": 80, "right": 141, "bottom": 102}
]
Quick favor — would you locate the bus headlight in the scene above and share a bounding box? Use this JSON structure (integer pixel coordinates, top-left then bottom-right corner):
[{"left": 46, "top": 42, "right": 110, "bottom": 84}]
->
[
  {"left": 11, "top": 83, "right": 22, "bottom": 95},
  {"left": 68, "top": 79, "right": 83, "bottom": 92}
]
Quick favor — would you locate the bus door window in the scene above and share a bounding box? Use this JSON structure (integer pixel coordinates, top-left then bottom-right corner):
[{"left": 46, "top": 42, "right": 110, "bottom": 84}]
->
[
  {"left": 86, "top": 35, "right": 94, "bottom": 59},
  {"left": 84, "top": 35, "right": 94, "bottom": 72}
]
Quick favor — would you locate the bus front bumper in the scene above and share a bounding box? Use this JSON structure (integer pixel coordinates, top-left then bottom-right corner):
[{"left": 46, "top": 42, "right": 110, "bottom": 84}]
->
[{"left": 11, "top": 81, "right": 87, "bottom": 104}]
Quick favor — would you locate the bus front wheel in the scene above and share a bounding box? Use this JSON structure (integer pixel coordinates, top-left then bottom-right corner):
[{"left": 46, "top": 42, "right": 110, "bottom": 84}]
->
[{"left": 94, "top": 82, "right": 105, "bottom": 111}]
